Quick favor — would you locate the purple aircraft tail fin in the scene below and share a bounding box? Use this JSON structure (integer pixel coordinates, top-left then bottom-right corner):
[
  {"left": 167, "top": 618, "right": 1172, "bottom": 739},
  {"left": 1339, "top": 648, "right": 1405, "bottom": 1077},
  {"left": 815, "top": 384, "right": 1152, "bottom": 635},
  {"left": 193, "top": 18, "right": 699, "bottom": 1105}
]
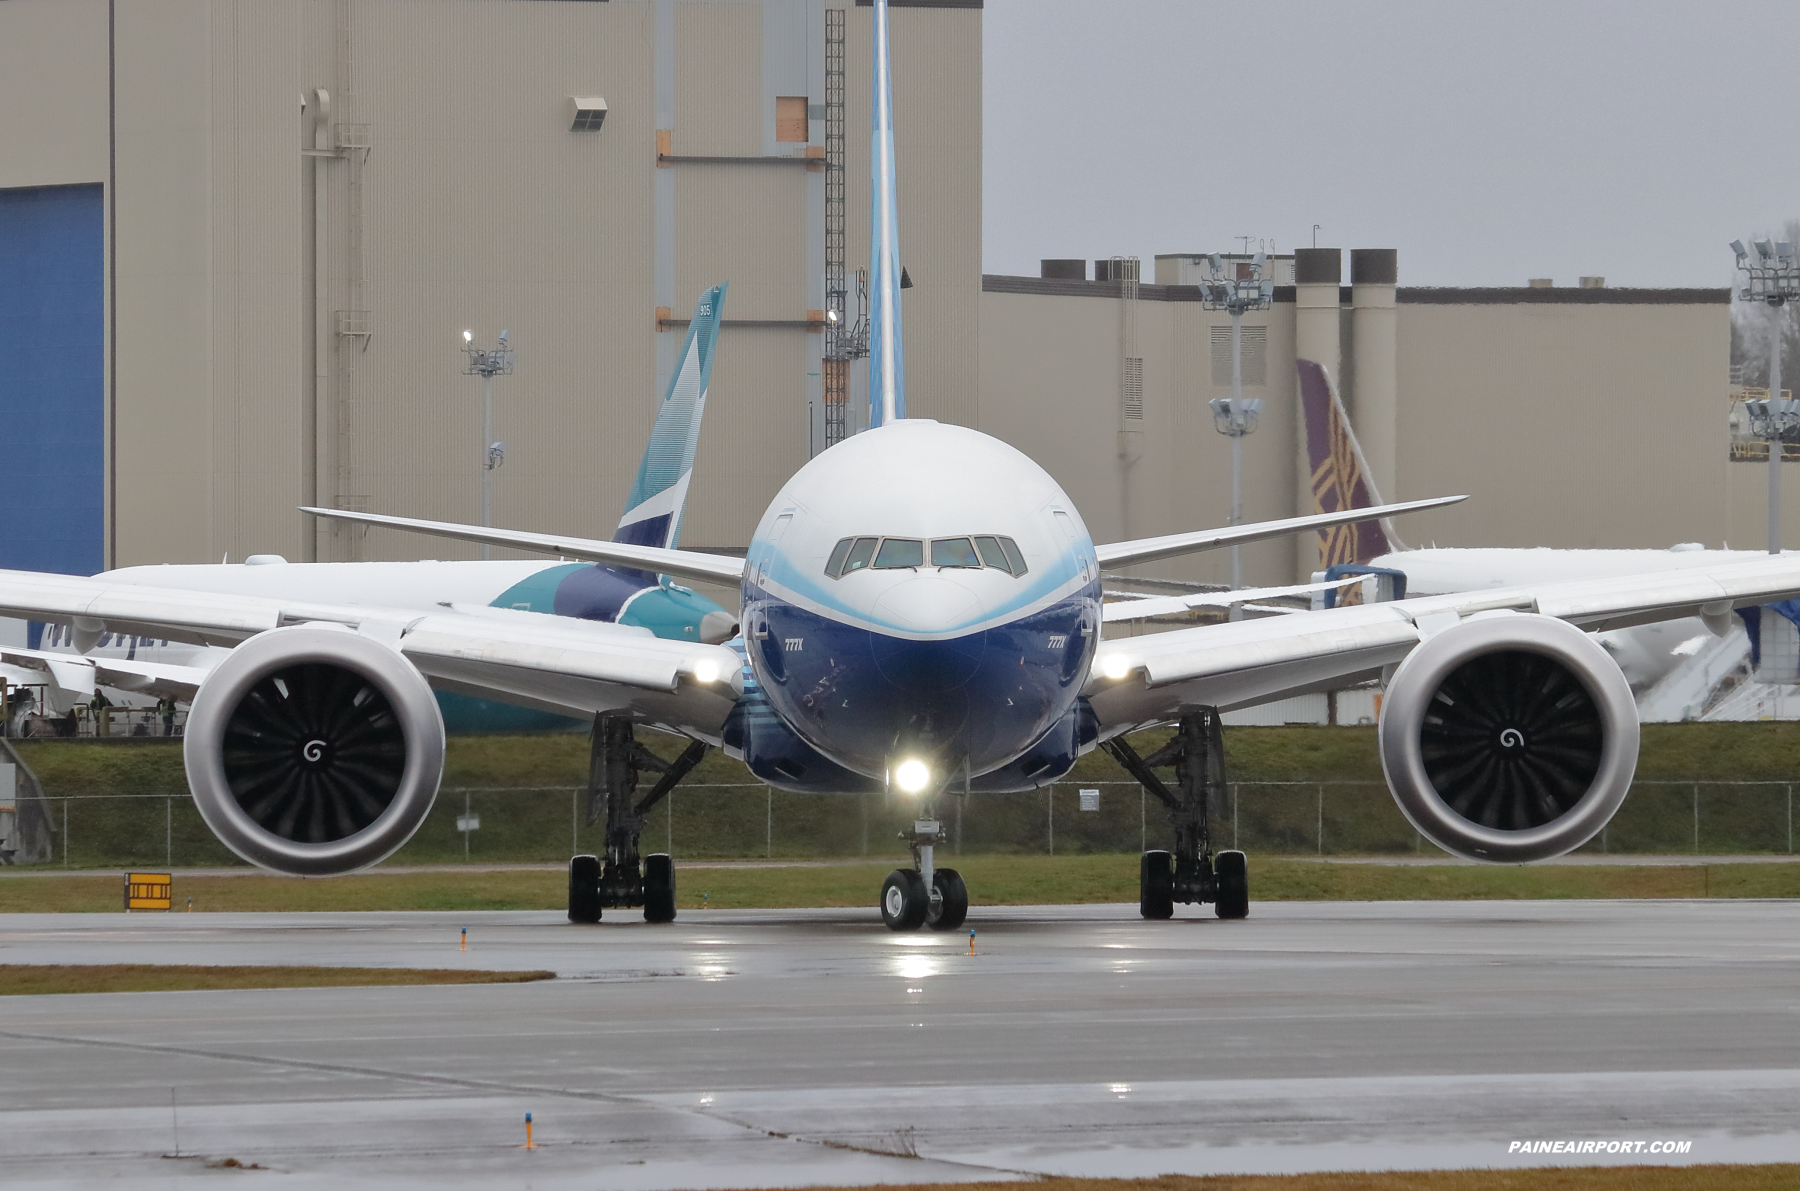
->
[{"left": 1297, "top": 358, "right": 1406, "bottom": 566}]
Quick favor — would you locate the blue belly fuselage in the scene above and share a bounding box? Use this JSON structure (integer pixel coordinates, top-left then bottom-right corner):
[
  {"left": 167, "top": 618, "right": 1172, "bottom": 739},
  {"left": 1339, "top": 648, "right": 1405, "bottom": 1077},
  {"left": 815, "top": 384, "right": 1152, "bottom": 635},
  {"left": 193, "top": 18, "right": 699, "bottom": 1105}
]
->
[{"left": 739, "top": 578, "right": 1099, "bottom": 786}]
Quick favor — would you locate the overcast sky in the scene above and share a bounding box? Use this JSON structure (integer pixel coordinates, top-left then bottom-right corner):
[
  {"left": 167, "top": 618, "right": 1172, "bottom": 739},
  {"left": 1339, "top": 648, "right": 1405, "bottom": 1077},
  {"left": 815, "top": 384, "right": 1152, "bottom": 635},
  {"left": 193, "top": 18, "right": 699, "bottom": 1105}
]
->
[{"left": 982, "top": 1, "right": 1800, "bottom": 288}]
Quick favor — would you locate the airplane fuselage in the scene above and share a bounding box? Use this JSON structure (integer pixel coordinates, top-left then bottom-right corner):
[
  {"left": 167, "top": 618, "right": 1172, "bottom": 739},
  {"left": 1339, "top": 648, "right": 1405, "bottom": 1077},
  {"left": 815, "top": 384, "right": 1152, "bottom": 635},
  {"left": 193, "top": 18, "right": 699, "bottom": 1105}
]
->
[{"left": 735, "top": 421, "right": 1102, "bottom": 793}]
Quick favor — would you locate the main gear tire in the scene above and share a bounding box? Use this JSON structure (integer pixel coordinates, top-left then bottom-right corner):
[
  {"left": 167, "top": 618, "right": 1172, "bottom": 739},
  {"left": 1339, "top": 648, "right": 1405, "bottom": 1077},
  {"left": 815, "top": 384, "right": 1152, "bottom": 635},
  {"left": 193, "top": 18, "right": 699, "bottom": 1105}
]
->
[
  {"left": 1214, "top": 849, "right": 1248, "bottom": 919},
  {"left": 925, "top": 868, "right": 969, "bottom": 931},
  {"left": 568, "top": 854, "right": 601, "bottom": 923},
  {"left": 1140, "top": 850, "right": 1174, "bottom": 919},
  {"left": 643, "top": 853, "right": 677, "bottom": 923}
]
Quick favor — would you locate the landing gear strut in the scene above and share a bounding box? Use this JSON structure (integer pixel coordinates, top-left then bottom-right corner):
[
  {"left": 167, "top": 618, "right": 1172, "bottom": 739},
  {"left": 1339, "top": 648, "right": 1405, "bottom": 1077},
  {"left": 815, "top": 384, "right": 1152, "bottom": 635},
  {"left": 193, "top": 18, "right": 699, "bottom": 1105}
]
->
[
  {"left": 568, "top": 714, "right": 708, "bottom": 924},
  {"left": 1102, "top": 709, "right": 1248, "bottom": 920},
  {"left": 881, "top": 808, "right": 968, "bottom": 932}
]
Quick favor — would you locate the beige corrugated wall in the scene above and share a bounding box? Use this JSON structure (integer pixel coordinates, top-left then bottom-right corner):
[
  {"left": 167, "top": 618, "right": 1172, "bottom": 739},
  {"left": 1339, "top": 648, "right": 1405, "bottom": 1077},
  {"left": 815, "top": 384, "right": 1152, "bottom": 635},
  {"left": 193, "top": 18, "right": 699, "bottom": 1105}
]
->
[
  {"left": 1395, "top": 301, "right": 1729, "bottom": 550},
  {"left": 979, "top": 286, "right": 1733, "bottom": 579},
  {"left": 5, "top": 1, "right": 977, "bottom": 568},
  {"left": 0, "top": 0, "right": 108, "bottom": 190},
  {"left": 844, "top": 3, "right": 981, "bottom": 430},
  {"left": 978, "top": 289, "right": 1301, "bottom": 588}
]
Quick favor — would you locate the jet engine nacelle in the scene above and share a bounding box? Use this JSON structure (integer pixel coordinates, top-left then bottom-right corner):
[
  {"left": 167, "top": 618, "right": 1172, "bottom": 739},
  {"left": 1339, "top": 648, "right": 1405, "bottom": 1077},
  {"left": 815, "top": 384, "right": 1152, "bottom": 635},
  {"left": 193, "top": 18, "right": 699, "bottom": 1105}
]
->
[
  {"left": 184, "top": 625, "right": 446, "bottom": 875},
  {"left": 1379, "top": 613, "right": 1638, "bottom": 863}
]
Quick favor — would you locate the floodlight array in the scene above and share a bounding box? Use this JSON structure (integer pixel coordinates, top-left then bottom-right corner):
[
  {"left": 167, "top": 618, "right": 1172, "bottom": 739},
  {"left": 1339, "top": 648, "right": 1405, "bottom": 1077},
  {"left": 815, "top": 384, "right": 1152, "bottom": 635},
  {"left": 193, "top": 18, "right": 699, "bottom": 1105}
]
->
[
  {"left": 1733, "top": 239, "right": 1800, "bottom": 305},
  {"left": 1197, "top": 252, "right": 1277, "bottom": 315},
  {"left": 1209, "top": 396, "right": 1263, "bottom": 438}
]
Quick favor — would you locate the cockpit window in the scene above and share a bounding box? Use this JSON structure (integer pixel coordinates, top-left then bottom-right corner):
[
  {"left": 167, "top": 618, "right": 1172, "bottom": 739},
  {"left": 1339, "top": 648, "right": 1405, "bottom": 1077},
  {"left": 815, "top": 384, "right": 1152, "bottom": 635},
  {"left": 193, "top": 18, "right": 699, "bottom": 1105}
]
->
[
  {"left": 828, "top": 534, "right": 1027, "bottom": 578},
  {"left": 930, "top": 537, "right": 981, "bottom": 568},
  {"left": 826, "top": 538, "right": 855, "bottom": 577},
  {"left": 874, "top": 538, "right": 925, "bottom": 569},
  {"left": 825, "top": 536, "right": 880, "bottom": 578},
  {"left": 999, "top": 537, "right": 1028, "bottom": 576}
]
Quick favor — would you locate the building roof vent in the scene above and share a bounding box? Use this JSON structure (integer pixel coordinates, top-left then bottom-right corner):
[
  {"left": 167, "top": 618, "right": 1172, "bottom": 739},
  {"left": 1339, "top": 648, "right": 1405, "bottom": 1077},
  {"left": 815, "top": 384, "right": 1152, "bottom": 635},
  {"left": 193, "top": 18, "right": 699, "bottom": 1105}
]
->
[
  {"left": 569, "top": 97, "right": 607, "bottom": 132},
  {"left": 1528, "top": 278, "right": 1554, "bottom": 288},
  {"left": 1579, "top": 276, "right": 1606, "bottom": 289},
  {"left": 1041, "top": 259, "right": 1086, "bottom": 280}
]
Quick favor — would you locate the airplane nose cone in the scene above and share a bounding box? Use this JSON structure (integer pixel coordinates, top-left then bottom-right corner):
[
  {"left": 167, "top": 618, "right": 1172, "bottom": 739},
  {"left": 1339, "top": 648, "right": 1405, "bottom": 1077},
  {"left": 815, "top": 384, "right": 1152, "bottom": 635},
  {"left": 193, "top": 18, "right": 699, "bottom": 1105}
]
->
[
  {"left": 871, "top": 575, "right": 981, "bottom": 633},
  {"left": 871, "top": 576, "right": 986, "bottom": 694}
]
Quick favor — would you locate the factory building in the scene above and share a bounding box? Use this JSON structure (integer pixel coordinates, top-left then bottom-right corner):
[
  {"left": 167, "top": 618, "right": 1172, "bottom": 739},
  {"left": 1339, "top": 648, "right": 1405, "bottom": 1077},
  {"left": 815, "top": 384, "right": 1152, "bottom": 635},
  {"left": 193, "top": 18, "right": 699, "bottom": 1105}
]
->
[
  {"left": 982, "top": 253, "right": 1741, "bottom": 587},
  {"left": 0, "top": 0, "right": 980, "bottom": 571},
  {"left": 0, "top": 0, "right": 1765, "bottom": 594}
]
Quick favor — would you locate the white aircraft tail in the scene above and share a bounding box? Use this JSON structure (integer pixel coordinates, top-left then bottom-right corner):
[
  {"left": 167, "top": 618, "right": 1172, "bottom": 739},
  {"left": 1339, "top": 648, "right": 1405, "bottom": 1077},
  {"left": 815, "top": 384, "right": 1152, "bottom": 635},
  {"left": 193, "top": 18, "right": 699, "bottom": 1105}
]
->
[{"left": 867, "top": 0, "right": 905, "bottom": 427}]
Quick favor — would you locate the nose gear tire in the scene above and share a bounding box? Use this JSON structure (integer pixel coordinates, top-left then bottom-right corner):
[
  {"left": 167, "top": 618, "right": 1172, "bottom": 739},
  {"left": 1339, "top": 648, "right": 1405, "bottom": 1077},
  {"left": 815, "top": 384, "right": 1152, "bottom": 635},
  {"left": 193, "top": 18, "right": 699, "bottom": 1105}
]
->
[
  {"left": 925, "top": 868, "right": 968, "bottom": 930},
  {"left": 880, "top": 869, "right": 929, "bottom": 930}
]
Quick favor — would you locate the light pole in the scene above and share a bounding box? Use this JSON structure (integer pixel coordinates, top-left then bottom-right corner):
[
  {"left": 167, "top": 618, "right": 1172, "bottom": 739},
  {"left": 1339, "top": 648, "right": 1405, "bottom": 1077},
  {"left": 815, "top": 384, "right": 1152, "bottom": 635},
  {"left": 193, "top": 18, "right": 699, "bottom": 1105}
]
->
[
  {"left": 1732, "top": 239, "right": 1800, "bottom": 553},
  {"left": 462, "top": 329, "right": 514, "bottom": 559},
  {"left": 1201, "top": 253, "right": 1273, "bottom": 589}
]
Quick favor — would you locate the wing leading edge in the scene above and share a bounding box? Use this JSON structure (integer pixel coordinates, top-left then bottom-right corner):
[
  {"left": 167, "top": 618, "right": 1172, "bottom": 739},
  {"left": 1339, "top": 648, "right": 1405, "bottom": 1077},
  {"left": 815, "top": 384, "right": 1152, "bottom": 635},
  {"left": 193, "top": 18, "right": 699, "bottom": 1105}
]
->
[
  {"left": 298, "top": 508, "right": 746, "bottom": 588},
  {"left": 1086, "top": 555, "right": 1800, "bottom": 739},
  {"left": 0, "top": 568, "right": 743, "bottom": 739},
  {"left": 1094, "top": 495, "right": 1465, "bottom": 571}
]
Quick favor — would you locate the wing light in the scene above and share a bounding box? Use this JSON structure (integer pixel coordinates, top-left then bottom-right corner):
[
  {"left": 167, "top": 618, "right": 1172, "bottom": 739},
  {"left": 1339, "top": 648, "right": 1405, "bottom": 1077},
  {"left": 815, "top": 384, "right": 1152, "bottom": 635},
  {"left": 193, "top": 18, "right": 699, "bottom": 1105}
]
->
[
  {"left": 1099, "top": 653, "right": 1134, "bottom": 681},
  {"left": 692, "top": 658, "right": 722, "bottom": 685}
]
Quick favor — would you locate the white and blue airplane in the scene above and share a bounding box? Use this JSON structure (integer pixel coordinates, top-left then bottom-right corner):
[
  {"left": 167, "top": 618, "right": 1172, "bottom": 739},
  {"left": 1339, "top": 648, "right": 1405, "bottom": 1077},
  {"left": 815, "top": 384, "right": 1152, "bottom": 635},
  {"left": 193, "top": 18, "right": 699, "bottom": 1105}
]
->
[
  {"left": 3, "top": 0, "right": 1800, "bottom": 929},
  {"left": 0, "top": 285, "right": 738, "bottom": 736}
]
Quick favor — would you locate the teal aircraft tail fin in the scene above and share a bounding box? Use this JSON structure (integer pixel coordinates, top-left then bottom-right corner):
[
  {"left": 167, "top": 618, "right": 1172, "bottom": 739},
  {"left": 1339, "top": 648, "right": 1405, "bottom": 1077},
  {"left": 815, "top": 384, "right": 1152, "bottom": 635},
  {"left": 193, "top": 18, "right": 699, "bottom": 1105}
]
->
[{"left": 615, "top": 283, "right": 726, "bottom": 549}]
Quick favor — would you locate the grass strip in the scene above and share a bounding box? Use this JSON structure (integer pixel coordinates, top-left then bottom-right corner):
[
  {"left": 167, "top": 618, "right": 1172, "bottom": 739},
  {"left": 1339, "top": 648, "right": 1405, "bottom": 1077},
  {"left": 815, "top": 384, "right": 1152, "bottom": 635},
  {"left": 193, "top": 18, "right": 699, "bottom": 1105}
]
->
[
  {"left": 0, "top": 964, "right": 554, "bottom": 996},
  {"left": 757, "top": 1171, "right": 1795, "bottom": 1191},
  {"left": 3, "top": 854, "right": 1798, "bottom": 914}
]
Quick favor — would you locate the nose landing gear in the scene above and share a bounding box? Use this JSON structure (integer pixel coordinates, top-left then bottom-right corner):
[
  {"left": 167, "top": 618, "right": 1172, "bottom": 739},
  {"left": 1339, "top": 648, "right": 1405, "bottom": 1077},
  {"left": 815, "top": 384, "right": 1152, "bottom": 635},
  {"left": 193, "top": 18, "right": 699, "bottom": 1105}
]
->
[
  {"left": 881, "top": 814, "right": 968, "bottom": 931},
  {"left": 1104, "top": 708, "right": 1249, "bottom": 920}
]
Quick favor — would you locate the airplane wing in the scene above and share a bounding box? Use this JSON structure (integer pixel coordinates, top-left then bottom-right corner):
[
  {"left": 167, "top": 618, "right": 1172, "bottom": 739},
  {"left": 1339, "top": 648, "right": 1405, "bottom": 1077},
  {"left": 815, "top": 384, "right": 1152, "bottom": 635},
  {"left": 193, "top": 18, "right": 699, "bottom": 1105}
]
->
[
  {"left": 1086, "top": 555, "right": 1800, "bottom": 736},
  {"left": 1101, "top": 576, "right": 1360, "bottom": 623},
  {"left": 299, "top": 507, "right": 747, "bottom": 587},
  {"left": 0, "top": 570, "right": 743, "bottom": 740},
  {"left": 1094, "top": 495, "right": 1466, "bottom": 570},
  {"left": 0, "top": 646, "right": 214, "bottom": 701}
]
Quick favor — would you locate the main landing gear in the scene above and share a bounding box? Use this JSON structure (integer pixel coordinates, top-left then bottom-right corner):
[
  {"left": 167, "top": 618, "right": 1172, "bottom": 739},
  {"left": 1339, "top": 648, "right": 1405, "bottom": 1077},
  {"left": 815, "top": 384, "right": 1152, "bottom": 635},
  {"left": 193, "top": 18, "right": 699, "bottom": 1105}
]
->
[
  {"left": 1102, "top": 709, "right": 1249, "bottom": 920},
  {"left": 881, "top": 810, "right": 968, "bottom": 932},
  {"left": 568, "top": 714, "right": 709, "bottom": 924}
]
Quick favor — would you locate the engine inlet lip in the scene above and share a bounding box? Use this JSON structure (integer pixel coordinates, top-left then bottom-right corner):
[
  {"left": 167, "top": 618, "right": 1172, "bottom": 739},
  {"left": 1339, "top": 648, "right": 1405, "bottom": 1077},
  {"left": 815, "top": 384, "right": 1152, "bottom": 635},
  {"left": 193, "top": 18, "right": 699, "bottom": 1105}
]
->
[
  {"left": 184, "top": 625, "right": 446, "bottom": 875},
  {"left": 1379, "top": 612, "right": 1638, "bottom": 864}
]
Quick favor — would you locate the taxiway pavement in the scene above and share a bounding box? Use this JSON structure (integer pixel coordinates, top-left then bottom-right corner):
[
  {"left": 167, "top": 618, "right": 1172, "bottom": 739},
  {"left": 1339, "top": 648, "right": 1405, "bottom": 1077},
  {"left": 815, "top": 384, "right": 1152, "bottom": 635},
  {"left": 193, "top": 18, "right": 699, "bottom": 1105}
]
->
[{"left": 2, "top": 899, "right": 1797, "bottom": 1187}]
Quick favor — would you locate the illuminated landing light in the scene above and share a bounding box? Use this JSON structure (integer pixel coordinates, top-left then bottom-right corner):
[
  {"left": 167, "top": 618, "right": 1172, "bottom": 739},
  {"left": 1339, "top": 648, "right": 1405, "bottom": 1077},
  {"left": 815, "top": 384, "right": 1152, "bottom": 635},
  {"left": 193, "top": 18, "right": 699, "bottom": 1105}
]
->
[
  {"left": 462, "top": 329, "right": 473, "bottom": 342},
  {"left": 1099, "top": 653, "right": 1133, "bottom": 681},
  {"left": 692, "top": 658, "right": 722, "bottom": 684},
  {"left": 894, "top": 758, "right": 931, "bottom": 794}
]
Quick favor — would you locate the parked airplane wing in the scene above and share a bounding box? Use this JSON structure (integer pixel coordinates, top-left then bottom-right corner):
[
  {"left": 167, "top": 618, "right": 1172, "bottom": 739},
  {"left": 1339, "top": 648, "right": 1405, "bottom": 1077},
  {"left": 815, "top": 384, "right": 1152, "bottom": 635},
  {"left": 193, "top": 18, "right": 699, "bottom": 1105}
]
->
[
  {"left": 299, "top": 507, "right": 747, "bottom": 587},
  {"left": 1100, "top": 576, "right": 1360, "bottom": 623},
  {"left": 0, "top": 646, "right": 213, "bottom": 701},
  {"left": 1093, "top": 495, "right": 1466, "bottom": 571},
  {"left": 0, "top": 570, "right": 743, "bottom": 737},
  {"left": 1086, "top": 555, "right": 1800, "bottom": 736}
]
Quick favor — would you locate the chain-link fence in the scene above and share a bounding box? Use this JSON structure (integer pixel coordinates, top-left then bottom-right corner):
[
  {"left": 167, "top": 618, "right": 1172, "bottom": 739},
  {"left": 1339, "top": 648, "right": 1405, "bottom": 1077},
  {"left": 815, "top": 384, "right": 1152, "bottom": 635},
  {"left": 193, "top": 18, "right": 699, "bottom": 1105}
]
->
[{"left": 12, "top": 780, "right": 1799, "bottom": 871}]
